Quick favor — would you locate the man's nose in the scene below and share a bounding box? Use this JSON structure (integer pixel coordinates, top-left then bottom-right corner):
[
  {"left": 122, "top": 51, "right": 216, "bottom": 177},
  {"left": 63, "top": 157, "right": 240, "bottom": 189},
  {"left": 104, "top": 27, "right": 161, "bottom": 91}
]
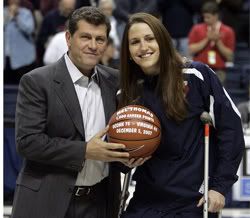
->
[{"left": 89, "top": 38, "right": 97, "bottom": 50}]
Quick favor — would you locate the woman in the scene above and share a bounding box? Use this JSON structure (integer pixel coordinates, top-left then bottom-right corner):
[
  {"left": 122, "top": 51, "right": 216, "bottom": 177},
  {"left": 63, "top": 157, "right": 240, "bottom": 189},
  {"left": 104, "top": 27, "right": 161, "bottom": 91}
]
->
[{"left": 119, "top": 13, "right": 245, "bottom": 218}]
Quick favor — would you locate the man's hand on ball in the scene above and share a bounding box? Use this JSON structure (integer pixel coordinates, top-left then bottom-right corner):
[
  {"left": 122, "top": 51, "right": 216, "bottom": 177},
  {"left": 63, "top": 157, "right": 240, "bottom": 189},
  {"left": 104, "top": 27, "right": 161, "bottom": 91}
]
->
[
  {"left": 123, "top": 156, "right": 151, "bottom": 168},
  {"left": 85, "top": 126, "right": 130, "bottom": 162}
]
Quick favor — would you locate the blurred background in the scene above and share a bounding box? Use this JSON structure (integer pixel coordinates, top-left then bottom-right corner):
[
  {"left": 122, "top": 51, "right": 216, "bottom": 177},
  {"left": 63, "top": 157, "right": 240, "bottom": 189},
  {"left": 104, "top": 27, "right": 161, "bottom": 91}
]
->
[{"left": 3, "top": 0, "right": 250, "bottom": 217}]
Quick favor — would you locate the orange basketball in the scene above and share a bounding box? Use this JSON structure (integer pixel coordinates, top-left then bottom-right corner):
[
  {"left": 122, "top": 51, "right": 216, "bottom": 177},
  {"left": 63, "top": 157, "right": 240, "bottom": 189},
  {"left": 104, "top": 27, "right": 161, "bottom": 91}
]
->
[{"left": 107, "top": 105, "right": 161, "bottom": 158}]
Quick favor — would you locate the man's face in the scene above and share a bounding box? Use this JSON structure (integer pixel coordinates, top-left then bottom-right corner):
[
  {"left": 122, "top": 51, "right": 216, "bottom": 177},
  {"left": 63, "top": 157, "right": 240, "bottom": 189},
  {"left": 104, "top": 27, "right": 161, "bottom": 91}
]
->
[
  {"left": 66, "top": 20, "right": 108, "bottom": 75},
  {"left": 203, "top": 13, "right": 218, "bottom": 26}
]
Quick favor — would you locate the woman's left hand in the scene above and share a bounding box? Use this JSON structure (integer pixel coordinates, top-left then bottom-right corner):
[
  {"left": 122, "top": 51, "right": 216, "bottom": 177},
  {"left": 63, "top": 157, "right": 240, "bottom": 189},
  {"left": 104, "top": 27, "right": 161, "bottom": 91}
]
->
[{"left": 197, "top": 190, "right": 225, "bottom": 213}]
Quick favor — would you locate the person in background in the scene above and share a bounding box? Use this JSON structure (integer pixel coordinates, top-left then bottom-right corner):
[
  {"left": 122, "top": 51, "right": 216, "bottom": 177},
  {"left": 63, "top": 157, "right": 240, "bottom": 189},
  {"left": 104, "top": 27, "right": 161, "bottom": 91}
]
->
[
  {"left": 158, "top": 0, "right": 202, "bottom": 58},
  {"left": 75, "top": 0, "right": 98, "bottom": 8},
  {"left": 98, "top": 0, "right": 120, "bottom": 58},
  {"left": 188, "top": 1, "right": 235, "bottom": 84},
  {"left": 119, "top": 12, "right": 244, "bottom": 218},
  {"left": 113, "top": 0, "right": 159, "bottom": 43},
  {"left": 100, "top": 37, "right": 119, "bottom": 69},
  {"left": 36, "top": 0, "right": 76, "bottom": 66},
  {"left": 11, "top": 6, "right": 146, "bottom": 218},
  {"left": 4, "top": 0, "right": 36, "bottom": 84},
  {"left": 43, "top": 29, "right": 68, "bottom": 65},
  {"left": 202, "top": 0, "right": 243, "bottom": 41},
  {"left": 37, "top": 0, "right": 58, "bottom": 16}
]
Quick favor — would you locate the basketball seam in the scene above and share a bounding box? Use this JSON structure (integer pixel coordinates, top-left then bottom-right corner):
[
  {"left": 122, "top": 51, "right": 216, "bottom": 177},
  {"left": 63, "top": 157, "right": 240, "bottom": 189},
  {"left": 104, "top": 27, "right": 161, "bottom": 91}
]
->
[
  {"left": 108, "top": 134, "right": 161, "bottom": 141},
  {"left": 129, "top": 146, "right": 159, "bottom": 157}
]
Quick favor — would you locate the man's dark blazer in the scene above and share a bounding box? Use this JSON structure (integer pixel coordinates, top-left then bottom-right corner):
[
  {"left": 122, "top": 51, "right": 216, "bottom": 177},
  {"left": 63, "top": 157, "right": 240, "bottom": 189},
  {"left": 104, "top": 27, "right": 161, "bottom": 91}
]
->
[{"left": 11, "top": 57, "right": 121, "bottom": 218}]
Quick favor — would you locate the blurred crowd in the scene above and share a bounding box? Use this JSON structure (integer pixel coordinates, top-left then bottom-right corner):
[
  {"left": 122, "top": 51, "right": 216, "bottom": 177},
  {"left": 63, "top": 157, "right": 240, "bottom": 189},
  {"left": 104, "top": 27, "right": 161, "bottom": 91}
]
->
[{"left": 4, "top": 0, "right": 249, "bottom": 84}]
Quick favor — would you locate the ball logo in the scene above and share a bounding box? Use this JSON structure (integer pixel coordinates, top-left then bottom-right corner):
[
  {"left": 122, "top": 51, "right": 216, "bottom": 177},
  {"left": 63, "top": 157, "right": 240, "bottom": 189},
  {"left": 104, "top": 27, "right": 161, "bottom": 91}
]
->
[
  {"left": 107, "top": 105, "right": 161, "bottom": 158},
  {"left": 116, "top": 106, "right": 154, "bottom": 116},
  {"left": 112, "top": 121, "right": 159, "bottom": 136}
]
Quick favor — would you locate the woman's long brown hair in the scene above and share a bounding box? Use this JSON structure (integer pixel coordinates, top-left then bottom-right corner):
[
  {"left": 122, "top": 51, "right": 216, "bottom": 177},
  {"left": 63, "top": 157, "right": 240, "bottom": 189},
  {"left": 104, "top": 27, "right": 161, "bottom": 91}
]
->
[{"left": 119, "top": 13, "right": 187, "bottom": 122}]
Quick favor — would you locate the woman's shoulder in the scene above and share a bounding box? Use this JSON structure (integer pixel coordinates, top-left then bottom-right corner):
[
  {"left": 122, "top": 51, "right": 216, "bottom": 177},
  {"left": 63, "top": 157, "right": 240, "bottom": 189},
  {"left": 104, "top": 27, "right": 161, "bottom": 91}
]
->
[{"left": 182, "top": 60, "right": 210, "bottom": 82}]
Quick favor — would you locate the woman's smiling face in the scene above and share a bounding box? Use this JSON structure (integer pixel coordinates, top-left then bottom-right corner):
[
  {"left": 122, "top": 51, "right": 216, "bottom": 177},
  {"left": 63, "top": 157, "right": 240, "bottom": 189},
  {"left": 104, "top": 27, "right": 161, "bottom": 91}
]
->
[{"left": 128, "top": 22, "right": 160, "bottom": 75}]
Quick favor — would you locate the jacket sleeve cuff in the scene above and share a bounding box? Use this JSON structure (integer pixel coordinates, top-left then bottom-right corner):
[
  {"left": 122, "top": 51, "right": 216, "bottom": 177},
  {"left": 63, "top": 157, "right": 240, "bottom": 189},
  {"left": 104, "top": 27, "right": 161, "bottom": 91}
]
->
[{"left": 209, "top": 175, "right": 238, "bottom": 196}]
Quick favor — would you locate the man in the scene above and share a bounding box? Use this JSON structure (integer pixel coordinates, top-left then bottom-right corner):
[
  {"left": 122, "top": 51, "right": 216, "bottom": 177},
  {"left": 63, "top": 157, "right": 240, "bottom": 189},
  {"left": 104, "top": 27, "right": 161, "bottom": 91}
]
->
[
  {"left": 12, "top": 6, "right": 132, "bottom": 218},
  {"left": 188, "top": 1, "right": 235, "bottom": 84}
]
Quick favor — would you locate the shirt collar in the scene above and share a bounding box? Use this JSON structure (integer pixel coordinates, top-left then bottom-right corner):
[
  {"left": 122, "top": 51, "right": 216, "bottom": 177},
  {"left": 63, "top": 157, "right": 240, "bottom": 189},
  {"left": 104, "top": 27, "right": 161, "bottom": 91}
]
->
[{"left": 64, "top": 53, "right": 99, "bottom": 85}]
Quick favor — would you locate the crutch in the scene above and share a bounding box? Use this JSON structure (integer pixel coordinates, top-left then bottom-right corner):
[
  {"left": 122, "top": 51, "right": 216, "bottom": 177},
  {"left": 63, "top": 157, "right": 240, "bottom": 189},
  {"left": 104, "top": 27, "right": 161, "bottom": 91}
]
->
[
  {"left": 218, "top": 210, "right": 222, "bottom": 218},
  {"left": 200, "top": 112, "right": 212, "bottom": 218},
  {"left": 118, "top": 170, "right": 132, "bottom": 217},
  {"left": 201, "top": 112, "right": 223, "bottom": 218}
]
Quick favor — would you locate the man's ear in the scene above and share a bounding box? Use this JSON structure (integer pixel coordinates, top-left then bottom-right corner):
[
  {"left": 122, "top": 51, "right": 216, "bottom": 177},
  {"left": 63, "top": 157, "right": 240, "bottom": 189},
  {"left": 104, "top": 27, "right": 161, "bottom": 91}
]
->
[{"left": 65, "top": 31, "right": 71, "bottom": 48}]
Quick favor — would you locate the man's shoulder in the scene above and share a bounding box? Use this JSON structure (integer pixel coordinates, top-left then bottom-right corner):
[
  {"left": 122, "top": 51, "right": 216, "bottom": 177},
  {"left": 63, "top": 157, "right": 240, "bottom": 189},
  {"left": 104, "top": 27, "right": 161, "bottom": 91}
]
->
[
  {"left": 97, "top": 64, "right": 119, "bottom": 74},
  {"left": 191, "top": 23, "right": 206, "bottom": 30},
  {"left": 24, "top": 61, "right": 60, "bottom": 81},
  {"left": 220, "top": 23, "right": 235, "bottom": 34},
  {"left": 97, "top": 64, "right": 119, "bottom": 78},
  {"left": 96, "top": 64, "right": 120, "bottom": 87},
  {"left": 189, "top": 23, "right": 206, "bottom": 38}
]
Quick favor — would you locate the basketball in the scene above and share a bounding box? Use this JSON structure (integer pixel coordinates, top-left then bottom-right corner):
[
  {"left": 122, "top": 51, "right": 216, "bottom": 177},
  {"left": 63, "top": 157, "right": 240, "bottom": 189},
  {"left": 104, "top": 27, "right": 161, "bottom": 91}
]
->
[{"left": 107, "top": 105, "right": 161, "bottom": 158}]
